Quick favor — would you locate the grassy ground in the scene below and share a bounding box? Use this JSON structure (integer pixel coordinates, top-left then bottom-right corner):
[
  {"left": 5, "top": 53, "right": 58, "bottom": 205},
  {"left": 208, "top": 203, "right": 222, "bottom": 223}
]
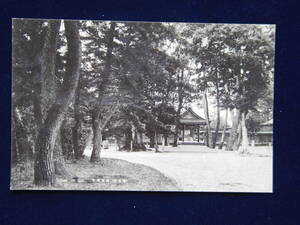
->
[{"left": 11, "top": 158, "right": 181, "bottom": 191}]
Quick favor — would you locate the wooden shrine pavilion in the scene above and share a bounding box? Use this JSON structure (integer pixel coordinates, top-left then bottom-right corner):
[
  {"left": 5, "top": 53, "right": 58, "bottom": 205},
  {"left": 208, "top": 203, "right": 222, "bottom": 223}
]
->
[{"left": 178, "top": 108, "right": 207, "bottom": 143}]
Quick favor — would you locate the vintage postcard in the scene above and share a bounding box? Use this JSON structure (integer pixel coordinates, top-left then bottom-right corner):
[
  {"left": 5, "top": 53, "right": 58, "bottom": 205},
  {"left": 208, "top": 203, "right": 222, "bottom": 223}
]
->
[{"left": 11, "top": 18, "right": 274, "bottom": 192}]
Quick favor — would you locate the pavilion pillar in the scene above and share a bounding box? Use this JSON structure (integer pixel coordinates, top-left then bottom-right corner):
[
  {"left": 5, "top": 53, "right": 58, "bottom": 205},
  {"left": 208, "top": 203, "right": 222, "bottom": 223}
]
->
[{"left": 197, "top": 126, "right": 200, "bottom": 142}]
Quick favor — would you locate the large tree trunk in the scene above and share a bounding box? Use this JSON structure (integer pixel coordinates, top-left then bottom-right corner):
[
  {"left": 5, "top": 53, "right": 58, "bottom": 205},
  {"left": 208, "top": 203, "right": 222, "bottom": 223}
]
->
[
  {"left": 34, "top": 113, "right": 62, "bottom": 185},
  {"left": 40, "top": 21, "right": 61, "bottom": 117},
  {"left": 154, "top": 130, "right": 159, "bottom": 152},
  {"left": 124, "top": 127, "right": 133, "bottom": 150},
  {"left": 173, "top": 120, "right": 180, "bottom": 147},
  {"left": 139, "top": 132, "right": 145, "bottom": 148},
  {"left": 130, "top": 125, "right": 135, "bottom": 152},
  {"left": 238, "top": 112, "right": 249, "bottom": 154},
  {"left": 212, "top": 72, "right": 221, "bottom": 148},
  {"left": 115, "top": 135, "right": 122, "bottom": 151},
  {"left": 149, "top": 133, "right": 155, "bottom": 148},
  {"left": 232, "top": 123, "right": 242, "bottom": 151},
  {"left": 34, "top": 20, "right": 61, "bottom": 186},
  {"left": 226, "top": 108, "right": 241, "bottom": 151},
  {"left": 90, "top": 102, "right": 119, "bottom": 160},
  {"left": 203, "top": 90, "right": 213, "bottom": 148},
  {"left": 173, "top": 69, "right": 184, "bottom": 147},
  {"left": 90, "top": 111, "right": 103, "bottom": 162},
  {"left": 212, "top": 95, "right": 220, "bottom": 148},
  {"left": 54, "top": 131, "right": 72, "bottom": 178},
  {"left": 61, "top": 122, "right": 74, "bottom": 160},
  {"left": 72, "top": 109, "right": 83, "bottom": 160},
  {"left": 133, "top": 131, "right": 146, "bottom": 151},
  {"left": 164, "top": 134, "right": 168, "bottom": 146},
  {"left": 72, "top": 75, "right": 84, "bottom": 160},
  {"left": 34, "top": 20, "right": 81, "bottom": 186},
  {"left": 218, "top": 108, "right": 228, "bottom": 149},
  {"left": 90, "top": 22, "right": 116, "bottom": 160},
  {"left": 32, "top": 82, "right": 43, "bottom": 130}
]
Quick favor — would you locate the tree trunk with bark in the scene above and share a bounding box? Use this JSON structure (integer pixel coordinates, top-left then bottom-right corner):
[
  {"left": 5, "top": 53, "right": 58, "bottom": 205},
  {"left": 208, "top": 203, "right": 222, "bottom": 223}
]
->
[
  {"left": 232, "top": 123, "right": 242, "bottom": 151},
  {"left": 37, "top": 20, "right": 72, "bottom": 180},
  {"left": 34, "top": 110, "right": 66, "bottom": 185},
  {"left": 226, "top": 108, "right": 241, "bottom": 151},
  {"left": 54, "top": 132, "right": 72, "bottom": 178},
  {"left": 203, "top": 90, "right": 213, "bottom": 148},
  {"left": 212, "top": 72, "right": 221, "bottom": 148},
  {"left": 133, "top": 131, "right": 146, "bottom": 151},
  {"left": 139, "top": 132, "right": 145, "bottom": 148},
  {"left": 72, "top": 77, "right": 84, "bottom": 160},
  {"left": 34, "top": 20, "right": 81, "bottom": 186},
  {"left": 90, "top": 112, "right": 103, "bottom": 162},
  {"left": 60, "top": 122, "right": 74, "bottom": 160},
  {"left": 90, "top": 22, "right": 116, "bottom": 161},
  {"left": 124, "top": 127, "right": 133, "bottom": 150},
  {"left": 173, "top": 69, "right": 184, "bottom": 147},
  {"left": 90, "top": 102, "right": 119, "bottom": 161},
  {"left": 218, "top": 108, "right": 228, "bottom": 149},
  {"left": 212, "top": 96, "right": 220, "bottom": 148},
  {"left": 173, "top": 119, "right": 180, "bottom": 147},
  {"left": 34, "top": 20, "right": 61, "bottom": 185},
  {"left": 164, "top": 134, "right": 168, "bottom": 146},
  {"left": 130, "top": 125, "right": 135, "bottom": 152},
  {"left": 238, "top": 112, "right": 249, "bottom": 154},
  {"left": 149, "top": 134, "right": 155, "bottom": 148},
  {"left": 154, "top": 130, "right": 159, "bottom": 152},
  {"left": 40, "top": 21, "right": 61, "bottom": 117}
]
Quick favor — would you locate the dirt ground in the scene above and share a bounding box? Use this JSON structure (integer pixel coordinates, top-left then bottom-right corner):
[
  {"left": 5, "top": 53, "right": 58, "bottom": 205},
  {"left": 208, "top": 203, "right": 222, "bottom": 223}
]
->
[{"left": 96, "top": 145, "right": 273, "bottom": 192}]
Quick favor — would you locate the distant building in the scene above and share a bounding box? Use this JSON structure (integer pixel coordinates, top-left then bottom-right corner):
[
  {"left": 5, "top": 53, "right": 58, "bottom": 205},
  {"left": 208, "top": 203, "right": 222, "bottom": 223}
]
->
[
  {"left": 249, "top": 119, "right": 273, "bottom": 146},
  {"left": 178, "top": 108, "right": 207, "bottom": 143},
  {"left": 178, "top": 108, "right": 273, "bottom": 146},
  {"left": 107, "top": 107, "right": 272, "bottom": 147}
]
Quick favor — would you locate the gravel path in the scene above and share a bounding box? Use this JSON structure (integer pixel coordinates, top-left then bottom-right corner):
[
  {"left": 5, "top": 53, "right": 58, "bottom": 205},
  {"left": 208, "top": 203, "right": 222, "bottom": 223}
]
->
[{"left": 87, "top": 145, "right": 272, "bottom": 192}]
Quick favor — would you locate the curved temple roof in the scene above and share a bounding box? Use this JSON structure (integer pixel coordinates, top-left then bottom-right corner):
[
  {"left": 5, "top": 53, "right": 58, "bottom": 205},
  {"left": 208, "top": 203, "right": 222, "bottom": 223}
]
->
[{"left": 179, "top": 108, "right": 206, "bottom": 125}]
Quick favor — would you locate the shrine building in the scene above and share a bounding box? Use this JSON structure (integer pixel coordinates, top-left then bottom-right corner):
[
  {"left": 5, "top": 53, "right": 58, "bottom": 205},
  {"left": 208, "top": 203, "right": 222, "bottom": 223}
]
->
[{"left": 178, "top": 108, "right": 207, "bottom": 143}]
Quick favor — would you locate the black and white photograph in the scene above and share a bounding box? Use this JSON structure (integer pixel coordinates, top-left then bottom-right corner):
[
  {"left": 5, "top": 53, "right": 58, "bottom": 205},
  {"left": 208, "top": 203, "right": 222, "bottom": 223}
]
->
[{"left": 11, "top": 18, "right": 275, "bottom": 192}]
